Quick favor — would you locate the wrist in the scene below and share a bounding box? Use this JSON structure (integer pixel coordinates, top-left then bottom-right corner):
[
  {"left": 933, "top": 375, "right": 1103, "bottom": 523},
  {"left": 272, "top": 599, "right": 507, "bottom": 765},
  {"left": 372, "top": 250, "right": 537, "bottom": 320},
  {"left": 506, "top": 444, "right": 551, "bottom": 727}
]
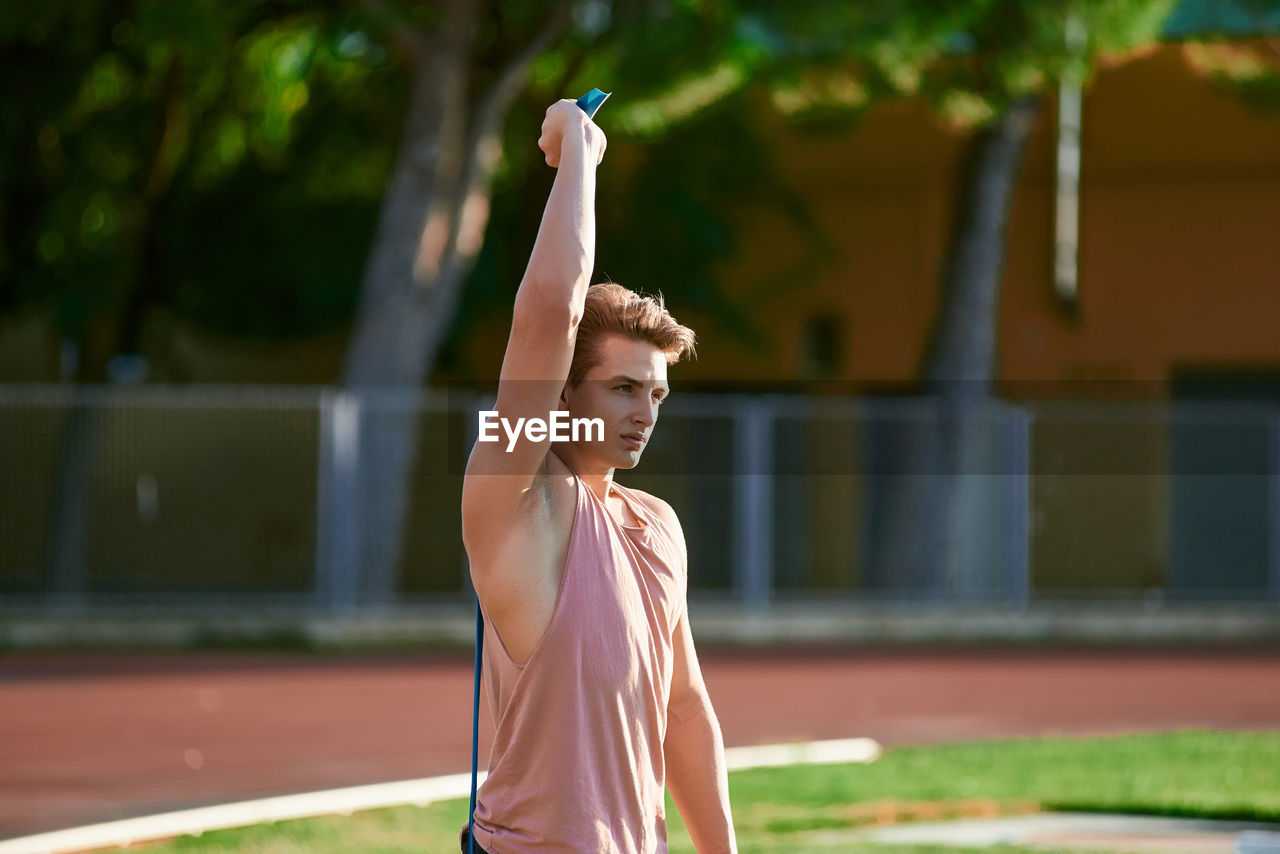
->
[{"left": 563, "top": 121, "right": 599, "bottom": 154}]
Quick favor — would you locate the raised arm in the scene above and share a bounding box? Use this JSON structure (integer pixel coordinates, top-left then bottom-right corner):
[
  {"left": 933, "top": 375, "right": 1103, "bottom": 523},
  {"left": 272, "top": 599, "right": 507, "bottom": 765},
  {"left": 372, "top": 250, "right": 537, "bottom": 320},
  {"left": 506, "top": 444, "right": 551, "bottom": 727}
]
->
[{"left": 463, "top": 100, "right": 606, "bottom": 499}]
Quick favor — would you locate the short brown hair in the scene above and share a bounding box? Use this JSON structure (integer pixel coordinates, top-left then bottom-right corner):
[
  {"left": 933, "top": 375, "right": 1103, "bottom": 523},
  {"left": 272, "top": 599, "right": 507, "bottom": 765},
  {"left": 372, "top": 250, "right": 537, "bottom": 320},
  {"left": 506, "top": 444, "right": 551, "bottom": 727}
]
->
[{"left": 568, "top": 283, "right": 696, "bottom": 385}]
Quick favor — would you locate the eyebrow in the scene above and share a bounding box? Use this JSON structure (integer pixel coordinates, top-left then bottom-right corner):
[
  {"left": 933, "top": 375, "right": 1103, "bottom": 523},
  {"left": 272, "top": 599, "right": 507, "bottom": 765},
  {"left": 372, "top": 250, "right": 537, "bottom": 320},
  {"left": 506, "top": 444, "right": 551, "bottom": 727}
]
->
[{"left": 608, "top": 375, "right": 670, "bottom": 395}]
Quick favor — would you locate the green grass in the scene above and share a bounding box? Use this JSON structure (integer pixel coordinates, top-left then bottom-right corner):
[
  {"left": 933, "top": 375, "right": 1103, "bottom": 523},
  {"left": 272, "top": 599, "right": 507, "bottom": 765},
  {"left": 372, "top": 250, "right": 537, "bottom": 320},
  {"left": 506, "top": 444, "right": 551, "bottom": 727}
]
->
[{"left": 135, "top": 729, "right": 1279, "bottom": 854}]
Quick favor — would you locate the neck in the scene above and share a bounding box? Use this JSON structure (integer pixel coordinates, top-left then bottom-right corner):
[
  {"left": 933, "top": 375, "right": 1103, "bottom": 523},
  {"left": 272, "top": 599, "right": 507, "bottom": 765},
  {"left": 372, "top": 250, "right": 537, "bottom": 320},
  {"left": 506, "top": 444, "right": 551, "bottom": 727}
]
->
[
  {"left": 551, "top": 447, "right": 614, "bottom": 502},
  {"left": 577, "top": 469, "right": 615, "bottom": 503}
]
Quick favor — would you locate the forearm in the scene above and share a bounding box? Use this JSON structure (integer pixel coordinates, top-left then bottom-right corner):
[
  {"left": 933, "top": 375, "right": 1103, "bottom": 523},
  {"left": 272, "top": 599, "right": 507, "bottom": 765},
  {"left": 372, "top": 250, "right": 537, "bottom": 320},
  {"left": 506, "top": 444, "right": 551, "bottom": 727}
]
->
[
  {"left": 665, "top": 692, "right": 737, "bottom": 853},
  {"left": 517, "top": 123, "right": 598, "bottom": 322}
]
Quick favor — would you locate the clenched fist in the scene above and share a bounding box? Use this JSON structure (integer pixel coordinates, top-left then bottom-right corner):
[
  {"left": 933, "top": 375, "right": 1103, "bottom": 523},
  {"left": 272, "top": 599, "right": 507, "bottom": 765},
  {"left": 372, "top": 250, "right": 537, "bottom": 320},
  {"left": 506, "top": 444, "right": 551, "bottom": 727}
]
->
[{"left": 538, "top": 99, "right": 607, "bottom": 169}]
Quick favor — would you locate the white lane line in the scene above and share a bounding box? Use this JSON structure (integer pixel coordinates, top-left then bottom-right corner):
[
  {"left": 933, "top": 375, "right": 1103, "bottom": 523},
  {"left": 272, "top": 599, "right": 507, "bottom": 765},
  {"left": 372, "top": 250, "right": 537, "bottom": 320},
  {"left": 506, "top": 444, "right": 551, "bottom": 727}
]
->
[
  {"left": 0, "top": 738, "right": 882, "bottom": 854},
  {"left": 725, "top": 737, "right": 882, "bottom": 770}
]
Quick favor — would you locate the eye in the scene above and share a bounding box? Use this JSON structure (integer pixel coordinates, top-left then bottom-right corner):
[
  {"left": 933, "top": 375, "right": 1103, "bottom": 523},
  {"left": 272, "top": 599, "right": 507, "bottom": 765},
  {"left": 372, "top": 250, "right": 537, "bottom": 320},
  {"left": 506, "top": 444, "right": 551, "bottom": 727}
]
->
[{"left": 615, "top": 383, "right": 632, "bottom": 394}]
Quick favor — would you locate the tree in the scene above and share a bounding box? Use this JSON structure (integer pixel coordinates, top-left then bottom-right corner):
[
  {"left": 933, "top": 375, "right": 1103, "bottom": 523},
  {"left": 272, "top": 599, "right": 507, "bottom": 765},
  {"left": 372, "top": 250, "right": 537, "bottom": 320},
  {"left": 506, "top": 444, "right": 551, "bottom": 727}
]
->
[
  {"left": 1, "top": 0, "right": 797, "bottom": 606},
  {"left": 1, "top": 0, "right": 402, "bottom": 602},
  {"left": 6, "top": 0, "right": 1226, "bottom": 604},
  {"left": 337, "top": 0, "right": 763, "bottom": 604},
  {"left": 729, "top": 0, "right": 1182, "bottom": 598},
  {"left": 461, "top": 0, "right": 1279, "bottom": 601},
  {"left": 341, "top": 0, "right": 1196, "bottom": 603},
  {"left": 1, "top": 0, "right": 395, "bottom": 377}
]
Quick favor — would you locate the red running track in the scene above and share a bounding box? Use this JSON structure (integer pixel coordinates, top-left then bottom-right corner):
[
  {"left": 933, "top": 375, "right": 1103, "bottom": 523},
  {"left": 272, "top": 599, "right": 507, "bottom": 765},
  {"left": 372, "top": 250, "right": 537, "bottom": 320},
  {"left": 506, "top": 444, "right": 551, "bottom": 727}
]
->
[{"left": 3, "top": 645, "right": 1279, "bottom": 839}]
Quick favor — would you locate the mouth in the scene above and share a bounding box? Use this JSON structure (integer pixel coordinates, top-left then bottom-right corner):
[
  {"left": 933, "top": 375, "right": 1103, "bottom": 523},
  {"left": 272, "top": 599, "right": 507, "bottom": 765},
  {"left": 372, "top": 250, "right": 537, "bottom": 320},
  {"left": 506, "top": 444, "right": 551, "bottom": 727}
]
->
[{"left": 622, "top": 433, "right": 646, "bottom": 450}]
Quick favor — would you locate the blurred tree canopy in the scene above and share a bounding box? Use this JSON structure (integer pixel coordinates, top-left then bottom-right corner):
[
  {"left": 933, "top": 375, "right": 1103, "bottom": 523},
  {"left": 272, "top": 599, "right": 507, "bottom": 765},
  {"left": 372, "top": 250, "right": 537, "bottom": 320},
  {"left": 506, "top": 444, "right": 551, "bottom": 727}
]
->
[
  {"left": 0, "top": 0, "right": 410, "bottom": 379},
  {"left": 0, "top": 0, "right": 801, "bottom": 382},
  {"left": 3, "top": 0, "right": 1274, "bottom": 382}
]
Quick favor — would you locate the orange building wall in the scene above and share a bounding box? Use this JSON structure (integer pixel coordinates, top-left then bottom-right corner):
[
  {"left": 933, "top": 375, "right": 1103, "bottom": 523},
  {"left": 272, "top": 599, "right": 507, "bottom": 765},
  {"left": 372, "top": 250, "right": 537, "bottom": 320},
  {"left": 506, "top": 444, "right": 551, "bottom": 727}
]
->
[
  {"left": 1012, "top": 43, "right": 1280, "bottom": 389},
  {"left": 672, "top": 42, "right": 1280, "bottom": 392}
]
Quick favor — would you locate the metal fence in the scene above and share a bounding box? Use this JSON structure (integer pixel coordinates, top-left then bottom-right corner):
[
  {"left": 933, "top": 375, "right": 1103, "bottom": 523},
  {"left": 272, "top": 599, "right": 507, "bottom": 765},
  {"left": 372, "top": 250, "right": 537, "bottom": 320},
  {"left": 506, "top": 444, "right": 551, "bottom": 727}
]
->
[{"left": 2, "top": 384, "right": 1278, "bottom": 614}]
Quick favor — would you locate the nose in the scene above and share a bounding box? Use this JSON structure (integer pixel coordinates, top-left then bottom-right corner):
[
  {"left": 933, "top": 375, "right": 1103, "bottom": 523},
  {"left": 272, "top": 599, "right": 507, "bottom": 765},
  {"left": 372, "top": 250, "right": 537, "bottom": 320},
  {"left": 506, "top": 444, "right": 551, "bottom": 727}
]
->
[{"left": 633, "top": 396, "right": 658, "bottom": 428}]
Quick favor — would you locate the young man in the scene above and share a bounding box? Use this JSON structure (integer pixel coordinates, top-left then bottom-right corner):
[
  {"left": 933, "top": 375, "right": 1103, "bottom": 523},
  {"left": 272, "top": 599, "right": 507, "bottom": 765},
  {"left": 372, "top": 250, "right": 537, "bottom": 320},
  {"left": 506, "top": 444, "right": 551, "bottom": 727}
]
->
[{"left": 460, "top": 100, "right": 737, "bottom": 853}]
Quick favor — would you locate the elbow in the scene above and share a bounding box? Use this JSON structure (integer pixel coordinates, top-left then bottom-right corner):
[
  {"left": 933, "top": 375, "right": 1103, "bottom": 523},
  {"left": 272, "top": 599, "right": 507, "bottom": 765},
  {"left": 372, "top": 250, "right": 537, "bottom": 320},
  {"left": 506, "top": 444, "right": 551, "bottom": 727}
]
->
[
  {"left": 564, "top": 301, "right": 584, "bottom": 333},
  {"left": 669, "top": 683, "right": 714, "bottom": 726}
]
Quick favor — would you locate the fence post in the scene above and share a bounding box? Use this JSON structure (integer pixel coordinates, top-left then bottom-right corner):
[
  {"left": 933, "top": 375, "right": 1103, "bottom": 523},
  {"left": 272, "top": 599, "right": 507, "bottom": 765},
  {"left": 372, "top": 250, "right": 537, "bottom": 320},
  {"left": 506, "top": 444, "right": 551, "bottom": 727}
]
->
[
  {"left": 1002, "top": 404, "right": 1032, "bottom": 609},
  {"left": 48, "top": 390, "right": 95, "bottom": 612},
  {"left": 1272, "top": 411, "right": 1280, "bottom": 604},
  {"left": 316, "top": 390, "right": 361, "bottom": 613},
  {"left": 734, "top": 397, "right": 774, "bottom": 613}
]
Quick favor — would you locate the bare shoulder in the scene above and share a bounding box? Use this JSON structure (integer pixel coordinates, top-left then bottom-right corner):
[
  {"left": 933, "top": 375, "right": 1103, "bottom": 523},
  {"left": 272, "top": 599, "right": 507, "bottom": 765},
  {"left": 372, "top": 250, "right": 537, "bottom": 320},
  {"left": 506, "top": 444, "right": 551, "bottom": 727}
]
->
[
  {"left": 623, "top": 486, "right": 684, "bottom": 536},
  {"left": 624, "top": 487, "right": 689, "bottom": 590}
]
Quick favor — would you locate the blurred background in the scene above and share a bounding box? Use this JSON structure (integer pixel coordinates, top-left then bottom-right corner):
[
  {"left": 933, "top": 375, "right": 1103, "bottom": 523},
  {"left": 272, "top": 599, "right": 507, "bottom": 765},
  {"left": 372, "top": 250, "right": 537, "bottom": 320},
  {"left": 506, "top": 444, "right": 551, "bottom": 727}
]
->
[{"left": 2, "top": 0, "right": 1279, "bottom": 644}]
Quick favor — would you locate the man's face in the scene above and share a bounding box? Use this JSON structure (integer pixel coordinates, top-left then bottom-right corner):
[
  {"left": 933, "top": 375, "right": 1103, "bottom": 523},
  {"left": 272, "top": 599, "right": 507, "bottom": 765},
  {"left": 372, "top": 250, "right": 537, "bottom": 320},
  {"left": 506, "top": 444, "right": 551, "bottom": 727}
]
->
[{"left": 561, "top": 333, "right": 669, "bottom": 472}]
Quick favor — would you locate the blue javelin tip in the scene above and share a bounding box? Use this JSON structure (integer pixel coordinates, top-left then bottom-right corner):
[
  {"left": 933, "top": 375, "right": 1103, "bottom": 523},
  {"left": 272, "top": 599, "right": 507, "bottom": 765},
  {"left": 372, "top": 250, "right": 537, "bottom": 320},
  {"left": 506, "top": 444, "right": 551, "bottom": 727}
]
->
[{"left": 575, "top": 88, "right": 611, "bottom": 119}]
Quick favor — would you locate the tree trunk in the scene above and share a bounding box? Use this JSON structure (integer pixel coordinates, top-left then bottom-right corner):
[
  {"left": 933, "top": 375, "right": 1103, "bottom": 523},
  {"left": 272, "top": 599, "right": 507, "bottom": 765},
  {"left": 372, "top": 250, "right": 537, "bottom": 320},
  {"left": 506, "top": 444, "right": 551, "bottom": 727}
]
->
[
  {"left": 871, "top": 93, "right": 1040, "bottom": 599},
  {"left": 339, "top": 1, "right": 568, "bottom": 606},
  {"left": 340, "top": 2, "right": 473, "bottom": 607}
]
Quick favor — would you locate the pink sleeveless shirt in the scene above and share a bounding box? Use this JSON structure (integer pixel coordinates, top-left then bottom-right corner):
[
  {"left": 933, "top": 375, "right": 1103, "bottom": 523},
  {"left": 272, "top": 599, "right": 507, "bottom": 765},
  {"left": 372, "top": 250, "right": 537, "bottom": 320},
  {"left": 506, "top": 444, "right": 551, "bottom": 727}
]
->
[{"left": 471, "top": 473, "right": 687, "bottom": 853}]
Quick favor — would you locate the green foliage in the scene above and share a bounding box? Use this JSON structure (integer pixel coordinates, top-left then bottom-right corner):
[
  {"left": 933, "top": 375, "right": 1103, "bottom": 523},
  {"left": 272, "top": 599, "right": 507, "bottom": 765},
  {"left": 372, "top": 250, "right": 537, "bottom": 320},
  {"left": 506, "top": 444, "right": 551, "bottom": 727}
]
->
[
  {"left": 735, "top": 0, "right": 1182, "bottom": 127},
  {"left": 1, "top": 0, "right": 1255, "bottom": 373},
  {"left": 0, "top": 0, "right": 398, "bottom": 346},
  {"left": 158, "top": 12, "right": 401, "bottom": 338}
]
